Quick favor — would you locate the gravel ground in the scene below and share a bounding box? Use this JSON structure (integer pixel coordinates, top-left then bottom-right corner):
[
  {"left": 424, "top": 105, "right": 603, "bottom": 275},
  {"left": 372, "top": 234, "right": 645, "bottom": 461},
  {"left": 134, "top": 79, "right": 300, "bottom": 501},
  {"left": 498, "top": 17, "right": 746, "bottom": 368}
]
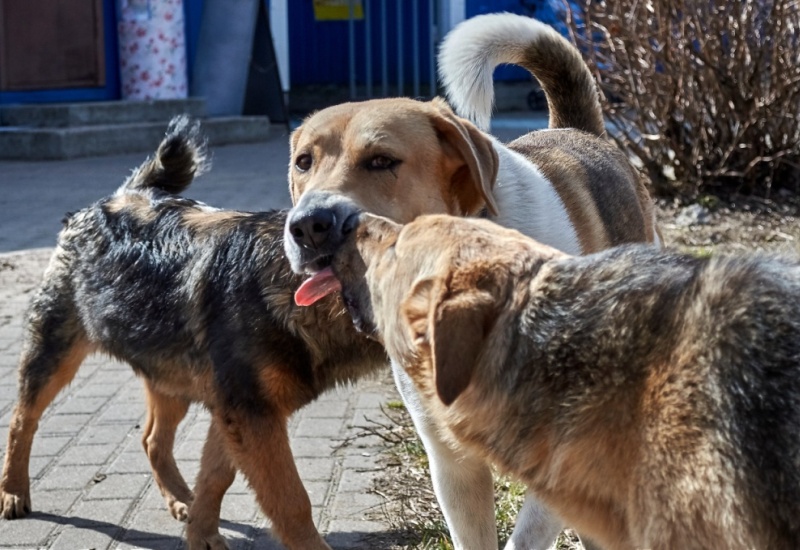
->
[{"left": 657, "top": 193, "right": 800, "bottom": 256}]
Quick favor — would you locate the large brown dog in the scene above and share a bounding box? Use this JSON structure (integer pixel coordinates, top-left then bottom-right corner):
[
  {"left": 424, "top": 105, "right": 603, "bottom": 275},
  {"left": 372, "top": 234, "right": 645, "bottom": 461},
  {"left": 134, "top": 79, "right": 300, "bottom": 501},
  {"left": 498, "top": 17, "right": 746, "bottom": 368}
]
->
[
  {"left": 0, "top": 118, "right": 386, "bottom": 550},
  {"left": 308, "top": 212, "right": 800, "bottom": 550},
  {"left": 285, "top": 12, "right": 659, "bottom": 549}
]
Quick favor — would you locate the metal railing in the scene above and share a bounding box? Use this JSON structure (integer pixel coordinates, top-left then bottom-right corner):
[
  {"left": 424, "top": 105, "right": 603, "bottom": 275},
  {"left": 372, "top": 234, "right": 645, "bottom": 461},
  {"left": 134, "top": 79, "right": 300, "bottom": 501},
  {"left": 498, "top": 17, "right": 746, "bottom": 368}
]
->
[{"left": 346, "top": 0, "right": 439, "bottom": 100}]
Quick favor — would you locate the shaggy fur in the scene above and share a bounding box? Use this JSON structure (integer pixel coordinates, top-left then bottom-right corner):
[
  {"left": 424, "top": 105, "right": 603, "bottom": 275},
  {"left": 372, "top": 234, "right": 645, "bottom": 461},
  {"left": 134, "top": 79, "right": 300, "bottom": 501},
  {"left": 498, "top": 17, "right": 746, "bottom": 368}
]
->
[
  {"left": 328, "top": 213, "right": 800, "bottom": 550},
  {"left": 0, "top": 117, "right": 386, "bottom": 550}
]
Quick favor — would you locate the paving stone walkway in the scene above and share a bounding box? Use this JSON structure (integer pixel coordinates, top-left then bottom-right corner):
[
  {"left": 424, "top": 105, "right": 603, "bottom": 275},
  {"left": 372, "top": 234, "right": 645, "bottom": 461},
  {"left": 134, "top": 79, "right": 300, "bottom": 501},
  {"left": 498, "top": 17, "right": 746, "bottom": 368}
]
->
[{"left": 0, "top": 130, "right": 399, "bottom": 549}]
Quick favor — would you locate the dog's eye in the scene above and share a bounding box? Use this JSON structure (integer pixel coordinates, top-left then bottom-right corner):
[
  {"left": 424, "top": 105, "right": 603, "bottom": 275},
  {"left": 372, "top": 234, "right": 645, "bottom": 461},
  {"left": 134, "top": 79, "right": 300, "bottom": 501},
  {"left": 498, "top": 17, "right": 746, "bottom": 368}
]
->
[
  {"left": 366, "top": 155, "right": 399, "bottom": 171},
  {"left": 295, "top": 154, "right": 313, "bottom": 172}
]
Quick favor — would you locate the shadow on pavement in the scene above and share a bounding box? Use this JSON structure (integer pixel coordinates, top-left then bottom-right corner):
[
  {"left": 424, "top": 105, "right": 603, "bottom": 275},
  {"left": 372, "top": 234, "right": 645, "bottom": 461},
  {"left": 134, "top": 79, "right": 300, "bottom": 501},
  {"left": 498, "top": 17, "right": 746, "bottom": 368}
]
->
[
  {"left": 26, "top": 511, "right": 270, "bottom": 550},
  {"left": 327, "top": 528, "right": 426, "bottom": 549}
]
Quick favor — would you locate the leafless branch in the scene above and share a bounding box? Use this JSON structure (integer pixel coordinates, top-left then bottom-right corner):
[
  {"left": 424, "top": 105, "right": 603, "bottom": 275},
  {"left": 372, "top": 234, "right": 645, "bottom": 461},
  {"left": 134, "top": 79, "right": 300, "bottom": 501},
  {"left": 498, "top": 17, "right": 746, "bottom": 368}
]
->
[{"left": 563, "top": 0, "right": 800, "bottom": 197}]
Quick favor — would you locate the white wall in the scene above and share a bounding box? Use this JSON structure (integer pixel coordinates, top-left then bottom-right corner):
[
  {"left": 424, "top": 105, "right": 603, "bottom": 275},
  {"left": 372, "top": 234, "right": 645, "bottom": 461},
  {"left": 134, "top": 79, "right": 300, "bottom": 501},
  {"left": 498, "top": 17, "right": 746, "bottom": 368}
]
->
[
  {"left": 440, "top": 0, "right": 466, "bottom": 35},
  {"left": 270, "top": 0, "right": 290, "bottom": 92}
]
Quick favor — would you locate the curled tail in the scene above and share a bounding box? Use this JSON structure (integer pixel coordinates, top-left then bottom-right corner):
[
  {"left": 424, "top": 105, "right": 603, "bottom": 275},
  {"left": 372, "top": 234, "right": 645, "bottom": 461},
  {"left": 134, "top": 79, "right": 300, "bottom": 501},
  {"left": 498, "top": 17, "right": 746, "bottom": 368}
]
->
[
  {"left": 121, "top": 115, "right": 209, "bottom": 195},
  {"left": 438, "top": 13, "right": 604, "bottom": 136}
]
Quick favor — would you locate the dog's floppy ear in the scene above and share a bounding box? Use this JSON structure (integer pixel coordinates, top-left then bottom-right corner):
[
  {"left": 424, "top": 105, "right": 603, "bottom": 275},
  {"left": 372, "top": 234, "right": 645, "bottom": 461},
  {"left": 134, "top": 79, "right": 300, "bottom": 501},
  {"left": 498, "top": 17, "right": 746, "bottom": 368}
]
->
[
  {"left": 431, "top": 98, "right": 499, "bottom": 217},
  {"left": 432, "top": 289, "right": 496, "bottom": 406},
  {"left": 402, "top": 275, "right": 497, "bottom": 406}
]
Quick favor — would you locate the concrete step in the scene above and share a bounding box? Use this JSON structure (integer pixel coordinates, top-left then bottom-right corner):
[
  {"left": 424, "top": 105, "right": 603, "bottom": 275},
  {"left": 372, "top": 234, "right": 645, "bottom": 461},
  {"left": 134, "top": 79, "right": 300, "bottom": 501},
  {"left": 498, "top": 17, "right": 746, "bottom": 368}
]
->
[
  {"left": 0, "top": 116, "right": 271, "bottom": 160},
  {"left": 0, "top": 98, "right": 206, "bottom": 128}
]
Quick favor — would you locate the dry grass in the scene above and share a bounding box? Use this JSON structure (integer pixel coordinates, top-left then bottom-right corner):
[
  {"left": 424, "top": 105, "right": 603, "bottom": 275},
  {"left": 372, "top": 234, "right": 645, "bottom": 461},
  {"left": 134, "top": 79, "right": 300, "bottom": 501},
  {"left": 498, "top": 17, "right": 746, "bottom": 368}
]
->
[{"left": 350, "top": 400, "right": 586, "bottom": 550}]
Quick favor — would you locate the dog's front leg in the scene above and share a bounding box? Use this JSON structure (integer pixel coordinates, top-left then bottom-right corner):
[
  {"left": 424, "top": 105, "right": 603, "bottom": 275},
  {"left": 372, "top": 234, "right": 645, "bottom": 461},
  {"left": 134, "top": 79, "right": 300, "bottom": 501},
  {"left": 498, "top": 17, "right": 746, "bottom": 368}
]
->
[
  {"left": 141, "top": 381, "right": 193, "bottom": 522},
  {"left": 186, "top": 417, "right": 236, "bottom": 550},
  {"left": 213, "top": 408, "right": 331, "bottom": 550},
  {"left": 392, "top": 361, "right": 498, "bottom": 550},
  {"left": 503, "top": 491, "right": 567, "bottom": 550}
]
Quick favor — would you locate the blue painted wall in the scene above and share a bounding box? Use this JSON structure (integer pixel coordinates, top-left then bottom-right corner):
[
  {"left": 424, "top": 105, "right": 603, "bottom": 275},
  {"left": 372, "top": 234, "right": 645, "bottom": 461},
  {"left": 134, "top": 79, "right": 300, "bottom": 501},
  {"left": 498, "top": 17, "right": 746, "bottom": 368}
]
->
[
  {"left": 287, "top": 0, "right": 562, "bottom": 89},
  {"left": 466, "top": 0, "right": 560, "bottom": 81},
  {"left": 184, "top": 0, "right": 205, "bottom": 87},
  {"left": 288, "top": 1, "right": 435, "bottom": 90}
]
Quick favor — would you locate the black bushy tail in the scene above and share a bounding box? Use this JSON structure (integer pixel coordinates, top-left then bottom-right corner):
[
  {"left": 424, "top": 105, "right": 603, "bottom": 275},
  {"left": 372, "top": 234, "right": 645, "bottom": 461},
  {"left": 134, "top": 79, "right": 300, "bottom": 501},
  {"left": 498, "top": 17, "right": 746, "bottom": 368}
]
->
[{"left": 122, "top": 115, "right": 210, "bottom": 195}]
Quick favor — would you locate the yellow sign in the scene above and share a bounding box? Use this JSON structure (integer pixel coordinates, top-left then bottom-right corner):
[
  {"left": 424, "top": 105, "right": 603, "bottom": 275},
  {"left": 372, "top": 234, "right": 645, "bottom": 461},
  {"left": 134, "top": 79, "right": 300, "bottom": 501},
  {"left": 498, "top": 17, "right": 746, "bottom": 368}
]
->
[{"left": 313, "top": 0, "right": 364, "bottom": 21}]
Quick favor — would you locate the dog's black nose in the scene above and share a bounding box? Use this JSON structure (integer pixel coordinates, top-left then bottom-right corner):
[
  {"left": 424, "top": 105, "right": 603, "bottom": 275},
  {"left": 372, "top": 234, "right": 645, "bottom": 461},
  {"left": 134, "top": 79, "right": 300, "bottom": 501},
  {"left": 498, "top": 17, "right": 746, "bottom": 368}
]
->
[{"left": 289, "top": 208, "right": 336, "bottom": 250}]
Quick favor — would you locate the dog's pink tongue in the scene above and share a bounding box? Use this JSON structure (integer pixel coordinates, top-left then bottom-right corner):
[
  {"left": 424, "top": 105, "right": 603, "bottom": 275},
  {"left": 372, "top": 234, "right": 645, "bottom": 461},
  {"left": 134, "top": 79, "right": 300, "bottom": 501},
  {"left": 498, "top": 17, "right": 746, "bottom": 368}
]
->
[{"left": 295, "top": 267, "right": 342, "bottom": 306}]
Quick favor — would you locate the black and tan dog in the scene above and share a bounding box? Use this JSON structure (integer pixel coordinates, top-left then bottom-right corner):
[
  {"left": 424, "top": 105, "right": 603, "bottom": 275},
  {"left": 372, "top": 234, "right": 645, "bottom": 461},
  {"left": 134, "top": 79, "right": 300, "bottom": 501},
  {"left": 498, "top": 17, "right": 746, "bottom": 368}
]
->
[
  {"left": 0, "top": 117, "right": 386, "bottom": 550},
  {"left": 300, "top": 213, "right": 800, "bottom": 550}
]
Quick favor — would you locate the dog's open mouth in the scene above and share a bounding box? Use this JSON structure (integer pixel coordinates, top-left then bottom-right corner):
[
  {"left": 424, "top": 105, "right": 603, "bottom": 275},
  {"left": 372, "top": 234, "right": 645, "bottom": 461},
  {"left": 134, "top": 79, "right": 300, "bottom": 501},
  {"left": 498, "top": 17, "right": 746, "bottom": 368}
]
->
[
  {"left": 300, "top": 253, "right": 333, "bottom": 274},
  {"left": 295, "top": 266, "right": 342, "bottom": 306},
  {"left": 295, "top": 268, "right": 374, "bottom": 335}
]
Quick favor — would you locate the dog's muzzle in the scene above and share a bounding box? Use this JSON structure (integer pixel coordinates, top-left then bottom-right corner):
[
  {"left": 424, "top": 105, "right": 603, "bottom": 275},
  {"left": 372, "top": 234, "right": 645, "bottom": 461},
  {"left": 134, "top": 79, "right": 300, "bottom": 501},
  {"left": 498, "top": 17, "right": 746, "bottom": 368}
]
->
[{"left": 284, "top": 192, "right": 361, "bottom": 274}]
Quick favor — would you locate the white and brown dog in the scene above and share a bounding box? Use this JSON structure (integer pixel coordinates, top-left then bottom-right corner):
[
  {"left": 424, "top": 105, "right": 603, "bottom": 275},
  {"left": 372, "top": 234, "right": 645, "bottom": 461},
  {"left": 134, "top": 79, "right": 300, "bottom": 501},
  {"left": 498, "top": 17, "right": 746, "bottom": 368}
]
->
[{"left": 285, "top": 13, "right": 659, "bottom": 549}]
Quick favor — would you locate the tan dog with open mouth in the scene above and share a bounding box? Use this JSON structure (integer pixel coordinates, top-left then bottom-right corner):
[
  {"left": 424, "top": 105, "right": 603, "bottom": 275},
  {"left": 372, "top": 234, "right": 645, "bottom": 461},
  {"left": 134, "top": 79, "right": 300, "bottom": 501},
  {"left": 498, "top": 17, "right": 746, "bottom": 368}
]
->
[
  {"left": 297, "top": 212, "right": 800, "bottom": 550},
  {"left": 285, "top": 13, "right": 659, "bottom": 548}
]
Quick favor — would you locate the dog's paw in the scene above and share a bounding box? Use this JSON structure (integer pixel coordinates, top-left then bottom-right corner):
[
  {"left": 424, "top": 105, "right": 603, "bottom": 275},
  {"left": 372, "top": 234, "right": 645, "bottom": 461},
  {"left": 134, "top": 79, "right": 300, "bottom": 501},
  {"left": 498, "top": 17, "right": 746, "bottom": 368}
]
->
[
  {"left": 0, "top": 489, "right": 31, "bottom": 519},
  {"left": 167, "top": 497, "right": 191, "bottom": 522},
  {"left": 186, "top": 532, "right": 230, "bottom": 550}
]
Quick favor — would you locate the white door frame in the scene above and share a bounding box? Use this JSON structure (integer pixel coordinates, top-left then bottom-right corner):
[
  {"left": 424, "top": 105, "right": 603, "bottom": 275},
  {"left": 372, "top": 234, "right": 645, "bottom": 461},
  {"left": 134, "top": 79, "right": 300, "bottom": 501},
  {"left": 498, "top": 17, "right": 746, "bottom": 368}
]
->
[
  {"left": 440, "top": 0, "right": 466, "bottom": 34},
  {"left": 270, "top": 0, "right": 290, "bottom": 92}
]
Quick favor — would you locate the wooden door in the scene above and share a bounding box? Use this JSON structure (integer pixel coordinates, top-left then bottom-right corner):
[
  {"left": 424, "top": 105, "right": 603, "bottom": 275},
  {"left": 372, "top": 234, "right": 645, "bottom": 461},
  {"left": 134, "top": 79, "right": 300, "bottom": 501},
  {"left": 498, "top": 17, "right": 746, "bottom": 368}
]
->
[{"left": 0, "top": 0, "right": 105, "bottom": 91}]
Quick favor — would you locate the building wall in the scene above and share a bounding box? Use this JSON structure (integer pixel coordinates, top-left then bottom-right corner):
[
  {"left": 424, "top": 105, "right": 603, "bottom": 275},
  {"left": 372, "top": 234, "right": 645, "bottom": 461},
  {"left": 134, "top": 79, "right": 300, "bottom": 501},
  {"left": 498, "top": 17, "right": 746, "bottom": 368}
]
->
[
  {"left": 0, "top": 0, "right": 563, "bottom": 106},
  {"left": 0, "top": 0, "right": 204, "bottom": 106},
  {"left": 285, "top": 0, "right": 560, "bottom": 90},
  {"left": 288, "top": 1, "right": 436, "bottom": 90},
  {"left": 466, "top": 0, "right": 559, "bottom": 81}
]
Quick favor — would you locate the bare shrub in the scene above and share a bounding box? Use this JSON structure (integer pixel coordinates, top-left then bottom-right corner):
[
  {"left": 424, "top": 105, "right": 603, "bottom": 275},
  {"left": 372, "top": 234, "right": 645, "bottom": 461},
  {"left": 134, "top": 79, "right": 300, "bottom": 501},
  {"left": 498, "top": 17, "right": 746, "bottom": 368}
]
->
[{"left": 562, "top": 0, "right": 800, "bottom": 197}]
